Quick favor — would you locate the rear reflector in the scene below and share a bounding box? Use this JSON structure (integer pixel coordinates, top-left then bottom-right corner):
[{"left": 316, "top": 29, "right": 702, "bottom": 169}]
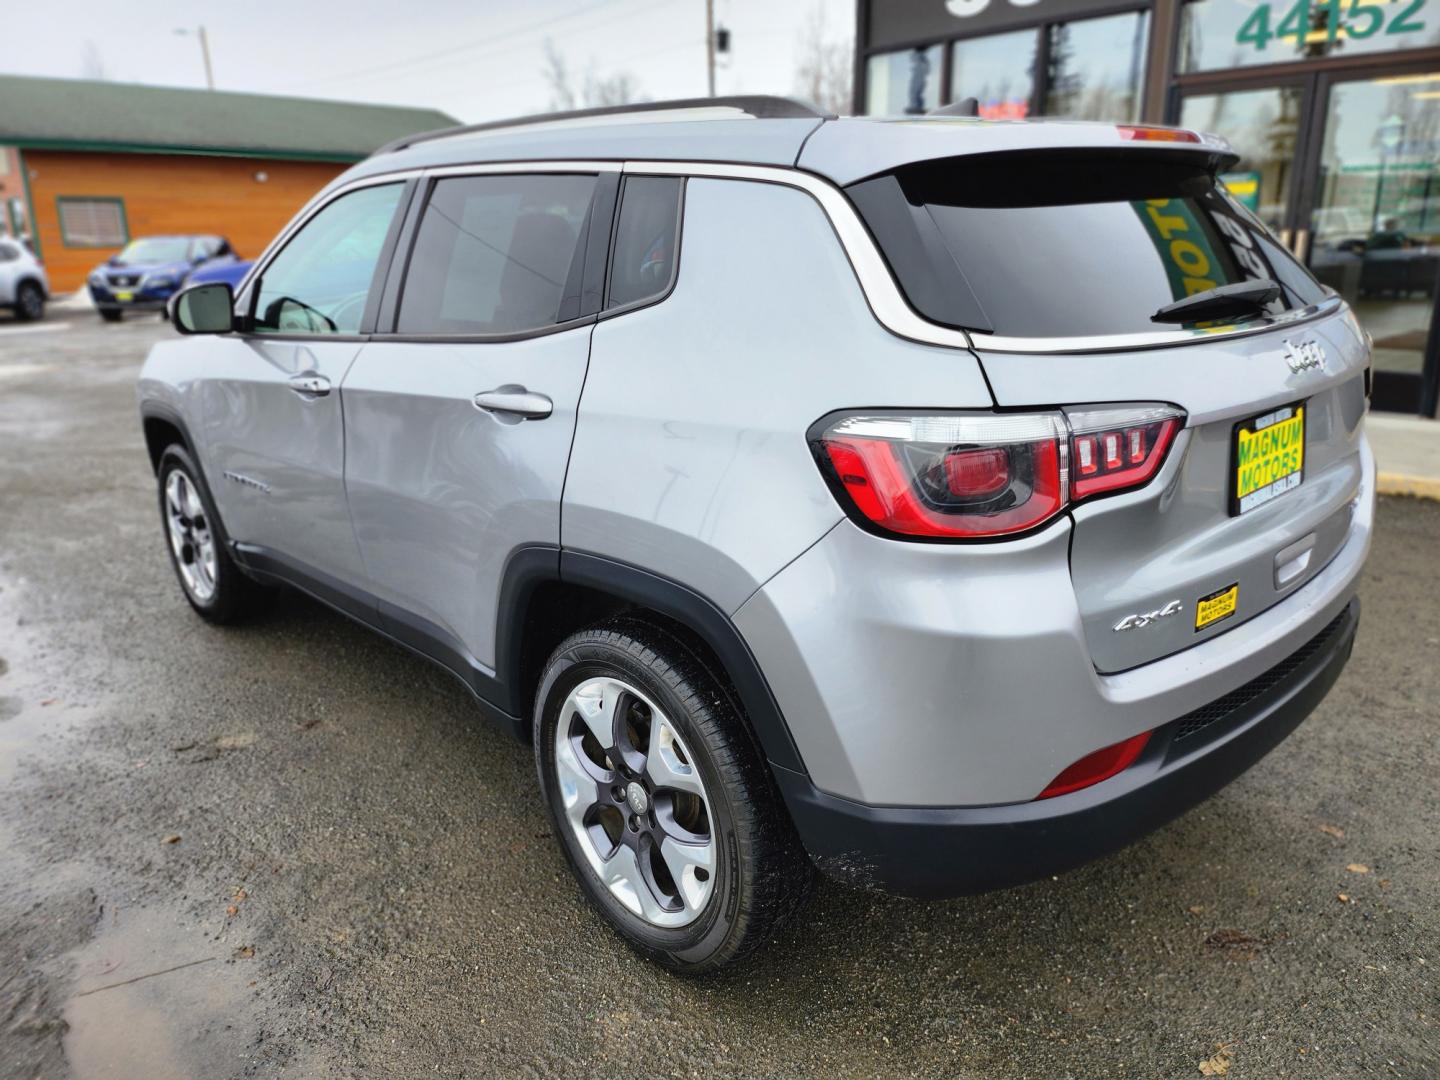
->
[{"left": 1036, "top": 731, "right": 1152, "bottom": 800}]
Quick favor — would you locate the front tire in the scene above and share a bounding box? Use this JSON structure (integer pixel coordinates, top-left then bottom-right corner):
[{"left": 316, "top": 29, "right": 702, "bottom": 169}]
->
[
  {"left": 535, "top": 620, "right": 813, "bottom": 974},
  {"left": 14, "top": 282, "right": 44, "bottom": 322},
  {"left": 156, "top": 445, "right": 264, "bottom": 623}
]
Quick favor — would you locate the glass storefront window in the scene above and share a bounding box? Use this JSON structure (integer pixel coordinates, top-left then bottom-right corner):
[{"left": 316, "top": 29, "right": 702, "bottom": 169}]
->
[
  {"left": 1180, "top": 0, "right": 1440, "bottom": 73},
  {"left": 1044, "top": 12, "right": 1149, "bottom": 121},
  {"left": 949, "top": 29, "right": 1037, "bottom": 120},
  {"left": 866, "top": 45, "right": 943, "bottom": 115},
  {"left": 1309, "top": 74, "right": 1440, "bottom": 380},
  {"left": 1180, "top": 86, "right": 1304, "bottom": 232}
]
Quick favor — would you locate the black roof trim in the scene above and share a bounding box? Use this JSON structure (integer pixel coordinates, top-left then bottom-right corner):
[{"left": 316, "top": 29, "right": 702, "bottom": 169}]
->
[{"left": 374, "top": 95, "right": 834, "bottom": 156}]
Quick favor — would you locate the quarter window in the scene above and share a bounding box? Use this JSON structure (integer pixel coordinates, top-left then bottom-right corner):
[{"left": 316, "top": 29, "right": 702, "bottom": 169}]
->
[
  {"left": 396, "top": 173, "right": 597, "bottom": 335},
  {"left": 251, "top": 183, "right": 402, "bottom": 336},
  {"left": 606, "top": 177, "right": 682, "bottom": 309}
]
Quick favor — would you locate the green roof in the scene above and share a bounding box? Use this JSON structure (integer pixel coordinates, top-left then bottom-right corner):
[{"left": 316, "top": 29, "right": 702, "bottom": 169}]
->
[{"left": 0, "top": 74, "right": 457, "bottom": 162}]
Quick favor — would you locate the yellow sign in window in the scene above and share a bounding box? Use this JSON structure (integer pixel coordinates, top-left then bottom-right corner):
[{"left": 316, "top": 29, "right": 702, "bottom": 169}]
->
[{"left": 1195, "top": 583, "right": 1239, "bottom": 631}]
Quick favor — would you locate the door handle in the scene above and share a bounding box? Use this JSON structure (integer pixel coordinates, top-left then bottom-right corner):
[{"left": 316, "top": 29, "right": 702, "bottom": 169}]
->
[
  {"left": 288, "top": 374, "right": 331, "bottom": 397},
  {"left": 473, "top": 385, "right": 553, "bottom": 420}
]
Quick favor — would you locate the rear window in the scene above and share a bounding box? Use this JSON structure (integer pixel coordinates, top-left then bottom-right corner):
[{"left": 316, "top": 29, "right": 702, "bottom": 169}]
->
[{"left": 848, "top": 149, "right": 1327, "bottom": 338}]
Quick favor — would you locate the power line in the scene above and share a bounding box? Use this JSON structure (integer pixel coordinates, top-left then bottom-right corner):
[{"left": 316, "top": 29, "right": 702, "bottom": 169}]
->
[{"left": 289, "top": 0, "right": 675, "bottom": 91}]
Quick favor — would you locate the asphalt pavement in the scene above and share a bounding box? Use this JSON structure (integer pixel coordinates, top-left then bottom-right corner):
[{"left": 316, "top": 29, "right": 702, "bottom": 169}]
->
[{"left": 0, "top": 311, "right": 1436, "bottom": 1079}]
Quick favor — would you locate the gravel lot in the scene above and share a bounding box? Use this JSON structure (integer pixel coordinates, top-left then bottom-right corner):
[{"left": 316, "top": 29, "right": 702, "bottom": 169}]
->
[{"left": 0, "top": 311, "right": 1436, "bottom": 1079}]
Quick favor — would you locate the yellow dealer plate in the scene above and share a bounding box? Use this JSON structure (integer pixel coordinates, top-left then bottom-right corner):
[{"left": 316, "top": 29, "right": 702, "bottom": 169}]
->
[
  {"left": 1232, "top": 402, "right": 1305, "bottom": 515},
  {"left": 1195, "top": 583, "right": 1239, "bottom": 632},
  {"left": 114, "top": 291, "right": 133, "bottom": 302}
]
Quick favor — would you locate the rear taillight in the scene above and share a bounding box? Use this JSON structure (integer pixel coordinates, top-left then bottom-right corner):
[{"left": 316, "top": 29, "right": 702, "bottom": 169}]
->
[
  {"left": 812, "top": 404, "right": 1183, "bottom": 541},
  {"left": 817, "top": 414, "right": 1068, "bottom": 539},
  {"left": 1065, "top": 405, "right": 1182, "bottom": 500}
]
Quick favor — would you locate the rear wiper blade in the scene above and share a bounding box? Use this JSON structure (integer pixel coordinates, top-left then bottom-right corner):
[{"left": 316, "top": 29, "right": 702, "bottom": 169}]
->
[{"left": 1151, "top": 279, "right": 1282, "bottom": 324}]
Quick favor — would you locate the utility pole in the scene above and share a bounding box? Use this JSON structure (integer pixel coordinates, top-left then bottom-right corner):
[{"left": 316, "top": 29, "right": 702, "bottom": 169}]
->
[
  {"left": 198, "top": 26, "right": 215, "bottom": 91},
  {"left": 176, "top": 26, "right": 215, "bottom": 90},
  {"left": 705, "top": 0, "right": 716, "bottom": 97}
]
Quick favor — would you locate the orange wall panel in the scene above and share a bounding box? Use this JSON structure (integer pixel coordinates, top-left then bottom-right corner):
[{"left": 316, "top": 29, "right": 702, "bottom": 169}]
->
[{"left": 24, "top": 151, "right": 347, "bottom": 291}]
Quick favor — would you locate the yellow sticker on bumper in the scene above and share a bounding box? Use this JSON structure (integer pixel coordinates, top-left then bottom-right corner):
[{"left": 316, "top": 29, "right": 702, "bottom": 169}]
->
[
  {"left": 1195, "top": 583, "right": 1239, "bottom": 631},
  {"left": 1233, "top": 404, "right": 1305, "bottom": 514}
]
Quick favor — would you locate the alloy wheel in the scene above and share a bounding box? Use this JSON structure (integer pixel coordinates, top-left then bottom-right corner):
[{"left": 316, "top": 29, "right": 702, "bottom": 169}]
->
[
  {"left": 164, "top": 469, "right": 217, "bottom": 602},
  {"left": 554, "top": 675, "right": 716, "bottom": 928}
]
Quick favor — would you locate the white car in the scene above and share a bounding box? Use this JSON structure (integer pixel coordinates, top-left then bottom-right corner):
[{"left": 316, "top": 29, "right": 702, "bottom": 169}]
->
[{"left": 0, "top": 238, "right": 48, "bottom": 321}]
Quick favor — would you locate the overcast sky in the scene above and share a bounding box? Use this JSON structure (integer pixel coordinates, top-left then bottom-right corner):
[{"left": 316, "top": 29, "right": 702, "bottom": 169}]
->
[{"left": 1, "top": 0, "right": 854, "bottom": 122}]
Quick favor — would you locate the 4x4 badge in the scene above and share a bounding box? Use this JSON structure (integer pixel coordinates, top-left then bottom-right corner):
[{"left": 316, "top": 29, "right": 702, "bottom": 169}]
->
[
  {"left": 1113, "top": 600, "right": 1183, "bottom": 632},
  {"left": 1283, "top": 338, "right": 1325, "bottom": 374}
]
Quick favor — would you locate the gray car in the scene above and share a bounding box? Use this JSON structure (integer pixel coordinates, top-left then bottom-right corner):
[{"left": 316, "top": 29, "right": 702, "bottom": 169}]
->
[{"left": 137, "top": 96, "right": 1375, "bottom": 973}]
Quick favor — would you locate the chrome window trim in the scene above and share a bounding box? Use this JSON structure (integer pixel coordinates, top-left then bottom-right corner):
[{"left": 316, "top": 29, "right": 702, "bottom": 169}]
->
[
  {"left": 968, "top": 297, "right": 1348, "bottom": 355},
  {"left": 239, "top": 157, "right": 1346, "bottom": 357}
]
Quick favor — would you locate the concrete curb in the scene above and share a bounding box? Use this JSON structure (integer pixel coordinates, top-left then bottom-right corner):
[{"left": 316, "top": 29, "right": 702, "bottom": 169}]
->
[{"left": 1377, "top": 472, "right": 1440, "bottom": 502}]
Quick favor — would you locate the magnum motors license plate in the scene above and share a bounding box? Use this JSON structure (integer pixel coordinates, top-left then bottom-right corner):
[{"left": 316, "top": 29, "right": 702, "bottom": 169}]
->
[{"left": 1231, "top": 402, "right": 1305, "bottom": 515}]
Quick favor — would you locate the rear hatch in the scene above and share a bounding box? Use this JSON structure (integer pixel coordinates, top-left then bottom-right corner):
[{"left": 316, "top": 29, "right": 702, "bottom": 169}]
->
[{"left": 846, "top": 142, "right": 1370, "bottom": 672}]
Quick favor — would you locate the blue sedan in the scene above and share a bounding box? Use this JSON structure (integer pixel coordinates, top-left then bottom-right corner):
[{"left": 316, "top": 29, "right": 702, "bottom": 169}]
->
[{"left": 87, "top": 235, "right": 240, "bottom": 321}]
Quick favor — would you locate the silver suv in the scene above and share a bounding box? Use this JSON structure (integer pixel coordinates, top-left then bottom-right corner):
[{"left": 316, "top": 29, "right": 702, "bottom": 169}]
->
[{"left": 138, "top": 97, "right": 1374, "bottom": 973}]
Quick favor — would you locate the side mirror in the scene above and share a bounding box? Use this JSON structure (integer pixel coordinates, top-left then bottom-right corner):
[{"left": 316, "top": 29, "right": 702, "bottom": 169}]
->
[{"left": 171, "top": 282, "right": 236, "bottom": 335}]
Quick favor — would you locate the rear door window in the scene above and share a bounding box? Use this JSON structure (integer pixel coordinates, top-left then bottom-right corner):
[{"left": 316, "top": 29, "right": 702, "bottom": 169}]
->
[
  {"left": 396, "top": 173, "right": 597, "bottom": 335},
  {"left": 849, "top": 149, "right": 1327, "bottom": 338}
]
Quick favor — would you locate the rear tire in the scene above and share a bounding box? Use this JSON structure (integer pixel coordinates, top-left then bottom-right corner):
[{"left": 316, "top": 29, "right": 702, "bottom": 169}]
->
[
  {"left": 99, "top": 308, "right": 123, "bottom": 323},
  {"left": 156, "top": 444, "right": 265, "bottom": 624},
  {"left": 13, "top": 282, "right": 44, "bottom": 322},
  {"left": 535, "top": 619, "right": 814, "bottom": 974}
]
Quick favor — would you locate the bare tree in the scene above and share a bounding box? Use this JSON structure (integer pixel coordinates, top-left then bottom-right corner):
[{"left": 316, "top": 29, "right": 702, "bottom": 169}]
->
[
  {"left": 543, "top": 38, "right": 646, "bottom": 112},
  {"left": 543, "top": 39, "right": 578, "bottom": 111},
  {"left": 794, "top": 3, "right": 852, "bottom": 115},
  {"left": 81, "top": 40, "right": 109, "bottom": 81}
]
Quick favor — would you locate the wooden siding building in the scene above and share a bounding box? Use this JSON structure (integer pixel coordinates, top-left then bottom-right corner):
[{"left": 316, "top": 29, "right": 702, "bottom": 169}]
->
[{"left": 0, "top": 75, "right": 455, "bottom": 291}]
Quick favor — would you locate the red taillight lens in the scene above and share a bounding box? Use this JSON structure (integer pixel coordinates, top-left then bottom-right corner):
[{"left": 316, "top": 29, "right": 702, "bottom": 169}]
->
[
  {"left": 1117, "top": 124, "right": 1201, "bottom": 144},
  {"left": 813, "top": 406, "right": 1184, "bottom": 541},
  {"left": 817, "top": 413, "right": 1068, "bottom": 539},
  {"left": 1065, "top": 407, "right": 1182, "bottom": 500},
  {"left": 1036, "top": 731, "right": 1152, "bottom": 800}
]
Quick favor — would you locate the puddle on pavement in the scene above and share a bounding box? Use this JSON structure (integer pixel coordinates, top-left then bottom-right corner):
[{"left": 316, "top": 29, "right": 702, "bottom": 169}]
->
[{"left": 62, "top": 905, "right": 260, "bottom": 1080}]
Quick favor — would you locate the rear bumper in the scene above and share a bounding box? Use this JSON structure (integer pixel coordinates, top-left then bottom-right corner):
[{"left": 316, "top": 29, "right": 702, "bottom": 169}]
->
[{"left": 779, "top": 597, "right": 1359, "bottom": 898}]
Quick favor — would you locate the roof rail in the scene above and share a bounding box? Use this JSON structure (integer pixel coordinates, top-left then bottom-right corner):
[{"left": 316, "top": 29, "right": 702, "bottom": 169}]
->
[{"left": 374, "top": 95, "right": 833, "bottom": 155}]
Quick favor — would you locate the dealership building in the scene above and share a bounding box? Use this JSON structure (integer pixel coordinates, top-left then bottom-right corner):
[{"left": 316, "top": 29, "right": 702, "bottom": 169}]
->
[
  {"left": 854, "top": 0, "right": 1440, "bottom": 416},
  {"left": 0, "top": 75, "right": 453, "bottom": 295}
]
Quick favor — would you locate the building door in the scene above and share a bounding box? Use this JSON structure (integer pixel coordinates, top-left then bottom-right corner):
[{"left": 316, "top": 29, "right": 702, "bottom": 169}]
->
[
  {"left": 1303, "top": 66, "right": 1440, "bottom": 415},
  {"left": 1179, "top": 66, "right": 1440, "bottom": 416}
]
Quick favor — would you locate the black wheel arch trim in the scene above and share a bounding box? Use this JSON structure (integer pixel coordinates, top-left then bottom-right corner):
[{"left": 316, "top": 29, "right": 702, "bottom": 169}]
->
[{"left": 554, "top": 550, "right": 806, "bottom": 774}]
